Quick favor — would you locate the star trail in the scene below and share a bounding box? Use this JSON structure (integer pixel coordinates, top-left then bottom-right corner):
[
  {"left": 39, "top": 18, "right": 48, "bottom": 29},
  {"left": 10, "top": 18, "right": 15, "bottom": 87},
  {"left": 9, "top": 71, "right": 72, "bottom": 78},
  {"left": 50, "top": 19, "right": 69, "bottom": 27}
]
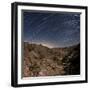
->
[{"left": 23, "top": 11, "right": 80, "bottom": 48}]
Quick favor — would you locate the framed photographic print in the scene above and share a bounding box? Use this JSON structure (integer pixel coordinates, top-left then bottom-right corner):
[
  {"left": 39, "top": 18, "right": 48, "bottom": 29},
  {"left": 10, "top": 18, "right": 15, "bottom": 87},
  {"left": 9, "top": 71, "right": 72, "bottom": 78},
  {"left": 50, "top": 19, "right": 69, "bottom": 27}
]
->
[{"left": 11, "top": 2, "right": 88, "bottom": 87}]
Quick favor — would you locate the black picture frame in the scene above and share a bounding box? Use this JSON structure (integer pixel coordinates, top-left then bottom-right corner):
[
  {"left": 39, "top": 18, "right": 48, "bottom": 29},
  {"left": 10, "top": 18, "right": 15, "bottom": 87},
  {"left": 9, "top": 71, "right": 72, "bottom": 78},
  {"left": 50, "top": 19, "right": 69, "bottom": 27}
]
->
[{"left": 11, "top": 2, "right": 88, "bottom": 87}]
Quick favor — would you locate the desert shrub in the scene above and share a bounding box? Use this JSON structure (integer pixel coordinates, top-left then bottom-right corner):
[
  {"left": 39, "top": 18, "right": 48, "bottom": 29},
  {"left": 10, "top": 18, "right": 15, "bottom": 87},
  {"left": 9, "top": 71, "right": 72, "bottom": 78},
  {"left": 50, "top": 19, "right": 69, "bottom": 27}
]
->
[
  {"left": 53, "top": 56, "right": 58, "bottom": 61},
  {"left": 28, "top": 45, "right": 34, "bottom": 51}
]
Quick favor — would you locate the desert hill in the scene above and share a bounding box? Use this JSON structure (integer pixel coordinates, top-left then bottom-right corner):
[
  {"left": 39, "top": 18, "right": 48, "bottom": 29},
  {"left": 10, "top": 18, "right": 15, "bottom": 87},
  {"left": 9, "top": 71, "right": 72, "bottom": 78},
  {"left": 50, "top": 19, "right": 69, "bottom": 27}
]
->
[{"left": 23, "top": 42, "right": 80, "bottom": 77}]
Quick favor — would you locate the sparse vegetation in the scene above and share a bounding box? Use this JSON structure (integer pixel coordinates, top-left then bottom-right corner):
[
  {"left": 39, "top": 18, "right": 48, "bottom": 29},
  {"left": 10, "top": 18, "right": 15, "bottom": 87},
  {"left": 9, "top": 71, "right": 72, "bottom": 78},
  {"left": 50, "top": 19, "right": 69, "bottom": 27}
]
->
[{"left": 23, "top": 42, "right": 80, "bottom": 77}]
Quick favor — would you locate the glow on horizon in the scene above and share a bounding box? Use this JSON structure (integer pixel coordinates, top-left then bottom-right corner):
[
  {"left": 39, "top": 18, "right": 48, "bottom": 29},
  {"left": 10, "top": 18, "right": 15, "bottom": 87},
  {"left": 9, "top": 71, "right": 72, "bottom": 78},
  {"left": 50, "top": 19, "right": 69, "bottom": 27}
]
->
[
  {"left": 24, "top": 40, "right": 55, "bottom": 48},
  {"left": 40, "top": 43, "right": 54, "bottom": 48}
]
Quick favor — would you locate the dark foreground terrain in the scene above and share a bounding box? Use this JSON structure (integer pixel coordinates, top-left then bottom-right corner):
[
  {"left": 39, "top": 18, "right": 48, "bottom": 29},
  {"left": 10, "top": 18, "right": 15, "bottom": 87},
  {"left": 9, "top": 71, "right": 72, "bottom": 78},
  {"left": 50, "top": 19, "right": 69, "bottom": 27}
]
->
[{"left": 23, "top": 42, "right": 80, "bottom": 77}]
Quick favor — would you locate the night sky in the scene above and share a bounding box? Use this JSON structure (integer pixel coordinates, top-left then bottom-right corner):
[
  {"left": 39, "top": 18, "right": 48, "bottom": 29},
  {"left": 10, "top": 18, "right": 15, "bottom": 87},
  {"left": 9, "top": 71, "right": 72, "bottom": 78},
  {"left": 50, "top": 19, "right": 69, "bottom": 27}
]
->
[{"left": 23, "top": 11, "right": 80, "bottom": 48}]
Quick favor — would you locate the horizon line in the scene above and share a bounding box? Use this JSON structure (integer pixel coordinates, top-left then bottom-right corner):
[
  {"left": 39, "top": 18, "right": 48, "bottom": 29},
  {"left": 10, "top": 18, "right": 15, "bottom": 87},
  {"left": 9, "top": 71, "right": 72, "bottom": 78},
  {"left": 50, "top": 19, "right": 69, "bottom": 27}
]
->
[{"left": 24, "top": 41, "right": 80, "bottom": 48}]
